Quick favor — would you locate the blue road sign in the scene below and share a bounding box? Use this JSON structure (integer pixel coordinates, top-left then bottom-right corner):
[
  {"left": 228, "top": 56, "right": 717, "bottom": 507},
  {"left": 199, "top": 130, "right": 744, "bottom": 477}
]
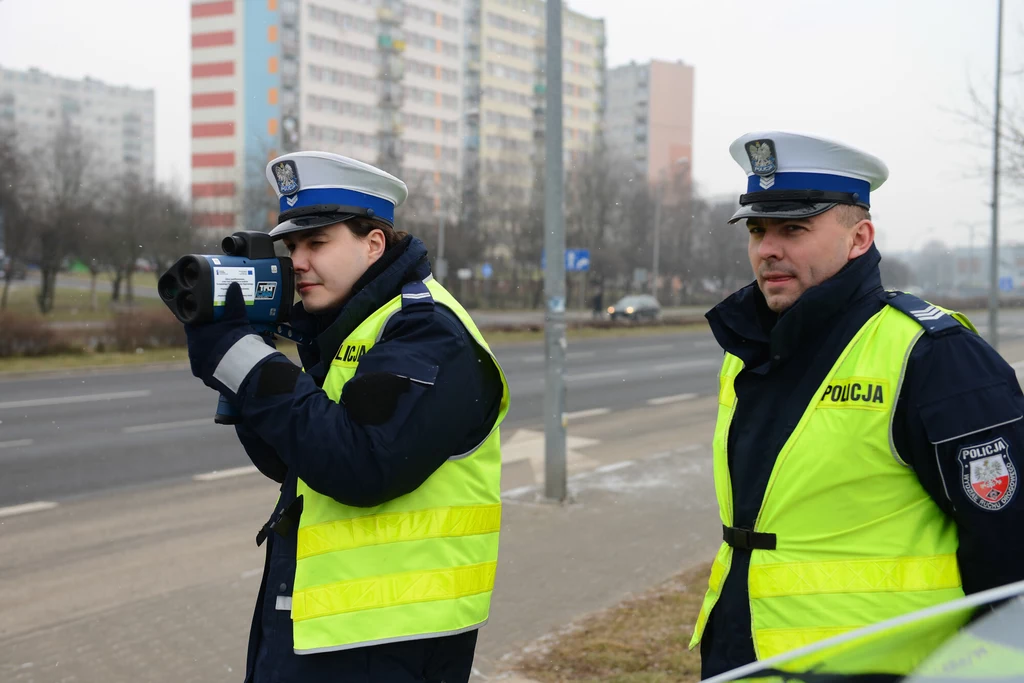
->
[
  {"left": 541, "top": 249, "right": 590, "bottom": 272},
  {"left": 481, "top": 262, "right": 493, "bottom": 279},
  {"left": 566, "top": 249, "right": 590, "bottom": 272},
  {"left": 999, "top": 276, "right": 1014, "bottom": 292}
]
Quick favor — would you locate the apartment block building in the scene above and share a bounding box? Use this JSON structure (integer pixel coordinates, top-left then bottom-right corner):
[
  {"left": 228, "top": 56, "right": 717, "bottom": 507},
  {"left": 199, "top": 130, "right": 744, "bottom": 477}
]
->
[
  {"left": 462, "top": 0, "right": 605, "bottom": 223},
  {"left": 190, "top": 0, "right": 464, "bottom": 234},
  {"left": 0, "top": 65, "right": 155, "bottom": 184},
  {"left": 606, "top": 59, "right": 694, "bottom": 185}
]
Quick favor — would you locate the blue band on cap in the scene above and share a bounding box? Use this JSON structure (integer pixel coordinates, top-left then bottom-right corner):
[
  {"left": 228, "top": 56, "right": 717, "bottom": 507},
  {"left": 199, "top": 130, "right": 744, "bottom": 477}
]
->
[
  {"left": 747, "top": 172, "right": 871, "bottom": 205},
  {"left": 279, "top": 187, "right": 396, "bottom": 222}
]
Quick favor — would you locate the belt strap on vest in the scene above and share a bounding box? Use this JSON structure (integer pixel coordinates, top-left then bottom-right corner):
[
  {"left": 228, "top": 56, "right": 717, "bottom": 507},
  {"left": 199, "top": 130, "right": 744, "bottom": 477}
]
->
[
  {"left": 257, "top": 495, "right": 304, "bottom": 547},
  {"left": 723, "top": 524, "right": 777, "bottom": 550}
]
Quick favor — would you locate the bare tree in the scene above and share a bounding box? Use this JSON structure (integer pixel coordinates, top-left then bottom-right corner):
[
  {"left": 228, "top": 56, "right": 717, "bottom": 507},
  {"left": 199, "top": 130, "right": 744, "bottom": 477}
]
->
[
  {"left": 33, "top": 119, "right": 93, "bottom": 314},
  {"left": 143, "top": 182, "right": 194, "bottom": 281},
  {"left": 879, "top": 253, "right": 915, "bottom": 290},
  {"left": 71, "top": 201, "right": 111, "bottom": 311},
  {"left": 0, "top": 127, "right": 36, "bottom": 311},
  {"left": 106, "top": 172, "right": 159, "bottom": 307},
  {"left": 694, "top": 199, "right": 751, "bottom": 295}
]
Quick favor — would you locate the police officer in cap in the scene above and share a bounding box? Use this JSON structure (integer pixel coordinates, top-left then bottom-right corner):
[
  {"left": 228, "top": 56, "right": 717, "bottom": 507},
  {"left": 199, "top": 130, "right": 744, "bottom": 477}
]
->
[
  {"left": 689, "top": 132, "right": 1024, "bottom": 678},
  {"left": 183, "top": 152, "right": 509, "bottom": 682}
]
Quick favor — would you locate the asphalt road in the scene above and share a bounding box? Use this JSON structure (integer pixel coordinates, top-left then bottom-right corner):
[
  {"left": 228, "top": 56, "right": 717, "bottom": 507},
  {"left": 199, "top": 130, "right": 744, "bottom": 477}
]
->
[
  {"left": 0, "top": 330, "right": 723, "bottom": 508},
  {"left": 4, "top": 309, "right": 1024, "bottom": 510}
]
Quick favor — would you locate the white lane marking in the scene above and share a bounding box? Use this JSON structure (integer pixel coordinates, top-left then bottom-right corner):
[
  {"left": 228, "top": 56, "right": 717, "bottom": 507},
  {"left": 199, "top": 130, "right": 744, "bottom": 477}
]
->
[
  {"left": 568, "top": 369, "right": 627, "bottom": 382},
  {"left": 193, "top": 466, "right": 259, "bottom": 482},
  {"left": 0, "top": 501, "right": 58, "bottom": 518},
  {"left": 0, "top": 439, "right": 33, "bottom": 449},
  {"left": 0, "top": 390, "right": 151, "bottom": 410},
  {"left": 565, "top": 407, "right": 611, "bottom": 421},
  {"left": 240, "top": 568, "right": 263, "bottom": 580},
  {"left": 647, "top": 393, "right": 698, "bottom": 406},
  {"left": 654, "top": 359, "right": 716, "bottom": 372},
  {"left": 617, "top": 344, "right": 674, "bottom": 354},
  {"left": 522, "top": 350, "right": 596, "bottom": 363},
  {"left": 595, "top": 460, "right": 635, "bottom": 474},
  {"left": 501, "top": 485, "right": 536, "bottom": 498},
  {"left": 123, "top": 418, "right": 215, "bottom": 434}
]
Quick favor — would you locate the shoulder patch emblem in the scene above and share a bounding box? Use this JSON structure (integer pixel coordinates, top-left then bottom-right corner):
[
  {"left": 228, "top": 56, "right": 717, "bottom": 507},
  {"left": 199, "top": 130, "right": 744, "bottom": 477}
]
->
[{"left": 958, "top": 437, "right": 1018, "bottom": 511}]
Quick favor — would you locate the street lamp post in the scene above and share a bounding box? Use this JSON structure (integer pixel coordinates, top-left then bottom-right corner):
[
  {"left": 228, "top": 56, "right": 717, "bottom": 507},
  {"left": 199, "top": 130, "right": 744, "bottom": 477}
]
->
[{"left": 989, "top": 0, "right": 1004, "bottom": 350}]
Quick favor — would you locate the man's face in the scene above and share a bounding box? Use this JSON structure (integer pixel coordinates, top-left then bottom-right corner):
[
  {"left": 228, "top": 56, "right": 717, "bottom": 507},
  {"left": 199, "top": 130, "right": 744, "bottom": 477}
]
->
[
  {"left": 746, "top": 208, "right": 870, "bottom": 313},
  {"left": 282, "top": 222, "right": 382, "bottom": 313}
]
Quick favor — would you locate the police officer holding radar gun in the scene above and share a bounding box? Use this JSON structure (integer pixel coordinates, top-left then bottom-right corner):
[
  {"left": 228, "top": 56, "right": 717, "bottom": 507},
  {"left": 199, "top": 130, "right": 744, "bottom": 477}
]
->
[
  {"left": 179, "top": 152, "right": 509, "bottom": 682},
  {"left": 689, "top": 132, "right": 1024, "bottom": 679}
]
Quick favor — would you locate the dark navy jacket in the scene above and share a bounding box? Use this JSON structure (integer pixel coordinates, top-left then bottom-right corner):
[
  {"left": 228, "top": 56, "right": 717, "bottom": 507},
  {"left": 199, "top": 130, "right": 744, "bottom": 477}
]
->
[
  {"left": 700, "top": 244, "right": 1024, "bottom": 679},
  {"left": 230, "top": 237, "right": 504, "bottom": 683}
]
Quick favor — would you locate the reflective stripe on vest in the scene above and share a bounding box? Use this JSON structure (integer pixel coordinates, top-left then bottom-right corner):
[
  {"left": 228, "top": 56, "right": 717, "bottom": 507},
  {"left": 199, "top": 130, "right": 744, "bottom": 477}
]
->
[
  {"left": 689, "top": 304, "right": 967, "bottom": 674},
  {"left": 291, "top": 278, "right": 510, "bottom": 654}
]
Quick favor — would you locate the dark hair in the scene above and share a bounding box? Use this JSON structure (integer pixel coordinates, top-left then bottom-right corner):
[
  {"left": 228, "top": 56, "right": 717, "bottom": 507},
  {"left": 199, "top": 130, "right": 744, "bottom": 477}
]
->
[{"left": 346, "top": 218, "right": 409, "bottom": 249}]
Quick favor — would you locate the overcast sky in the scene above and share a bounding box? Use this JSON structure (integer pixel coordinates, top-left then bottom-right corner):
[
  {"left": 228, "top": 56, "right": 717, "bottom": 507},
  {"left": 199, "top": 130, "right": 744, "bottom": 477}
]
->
[{"left": 1, "top": 0, "right": 1021, "bottom": 253}]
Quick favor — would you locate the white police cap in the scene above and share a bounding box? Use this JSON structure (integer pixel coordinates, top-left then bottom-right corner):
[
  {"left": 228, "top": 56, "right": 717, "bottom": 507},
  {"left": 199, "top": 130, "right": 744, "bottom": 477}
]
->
[
  {"left": 265, "top": 151, "right": 409, "bottom": 239},
  {"left": 728, "top": 131, "right": 889, "bottom": 224}
]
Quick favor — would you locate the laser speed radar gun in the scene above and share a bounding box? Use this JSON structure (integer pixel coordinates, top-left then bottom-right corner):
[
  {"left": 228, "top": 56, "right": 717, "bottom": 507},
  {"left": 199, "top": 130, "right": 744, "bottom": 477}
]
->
[{"left": 157, "top": 230, "right": 305, "bottom": 425}]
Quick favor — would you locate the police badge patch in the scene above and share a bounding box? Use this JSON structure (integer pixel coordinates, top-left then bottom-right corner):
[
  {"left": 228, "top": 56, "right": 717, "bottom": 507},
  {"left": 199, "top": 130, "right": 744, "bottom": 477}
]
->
[
  {"left": 273, "top": 160, "right": 300, "bottom": 195},
  {"left": 957, "top": 437, "right": 1018, "bottom": 511},
  {"left": 746, "top": 139, "right": 777, "bottom": 189}
]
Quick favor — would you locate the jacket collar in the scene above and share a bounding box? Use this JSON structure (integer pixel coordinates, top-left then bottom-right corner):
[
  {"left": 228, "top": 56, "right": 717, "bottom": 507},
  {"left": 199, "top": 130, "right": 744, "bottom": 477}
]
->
[
  {"left": 292, "top": 236, "right": 432, "bottom": 380},
  {"left": 706, "top": 243, "right": 883, "bottom": 373}
]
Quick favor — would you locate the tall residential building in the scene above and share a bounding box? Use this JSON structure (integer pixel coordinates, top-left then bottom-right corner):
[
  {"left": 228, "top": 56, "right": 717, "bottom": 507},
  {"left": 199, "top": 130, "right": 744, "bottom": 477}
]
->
[
  {"left": 0, "top": 66, "right": 155, "bottom": 183},
  {"left": 606, "top": 59, "right": 694, "bottom": 185},
  {"left": 462, "top": 0, "right": 605, "bottom": 222},
  {"left": 190, "top": 0, "right": 464, "bottom": 234}
]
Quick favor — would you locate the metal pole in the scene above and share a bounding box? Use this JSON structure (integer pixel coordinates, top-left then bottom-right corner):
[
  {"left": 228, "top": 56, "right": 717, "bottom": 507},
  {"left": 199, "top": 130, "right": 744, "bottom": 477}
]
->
[
  {"left": 652, "top": 181, "right": 661, "bottom": 298},
  {"left": 437, "top": 209, "right": 446, "bottom": 285},
  {"left": 543, "top": 0, "right": 567, "bottom": 501},
  {"left": 989, "top": 0, "right": 1003, "bottom": 350}
]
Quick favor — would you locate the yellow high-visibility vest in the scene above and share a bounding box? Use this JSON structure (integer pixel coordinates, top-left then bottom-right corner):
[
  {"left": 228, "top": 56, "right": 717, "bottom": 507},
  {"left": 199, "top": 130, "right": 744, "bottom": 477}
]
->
[
  {"left": 290, "top": 278, "right": 510, "bottom": 654},
  {"left": 690, "top": 303, "right": 973, "bottom": 675}
]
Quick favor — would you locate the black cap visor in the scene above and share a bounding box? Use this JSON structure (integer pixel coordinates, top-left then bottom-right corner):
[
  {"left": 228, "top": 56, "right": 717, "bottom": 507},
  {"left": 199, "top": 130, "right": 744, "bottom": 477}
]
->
[
  {"left": 269, "top": 203, "right": 393, "bottom": 239},
  {"left": 729, "top": 188, "right": 867, "bottom": 225},
  {"left": 728, "top": 201, "right": 838, "bottom": 224}
]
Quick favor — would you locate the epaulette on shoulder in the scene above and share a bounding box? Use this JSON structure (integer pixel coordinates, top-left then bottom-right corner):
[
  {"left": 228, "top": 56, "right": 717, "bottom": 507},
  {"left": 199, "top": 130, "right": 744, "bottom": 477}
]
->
[
  {"left": 881, "top": 290, "right": 963, "bottom": 336},
  {"left": 400, "top": 280, "right": 435, "bottom": 312}
]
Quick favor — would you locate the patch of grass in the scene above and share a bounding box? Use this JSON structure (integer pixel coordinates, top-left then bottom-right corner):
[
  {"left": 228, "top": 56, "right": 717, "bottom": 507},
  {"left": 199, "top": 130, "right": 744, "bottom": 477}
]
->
[
  {"left": 0, "top": 347, "right": 189, "bottom": 374},
  {"left": 484, "top": 322, "right": 708, "bottom": 346},
  {"left": 2, "top": 285, "right": 164, "bottom": 322},
  {"left": 512, "top": 563, "right": 711, "bottom": 683},
  {"left": 0, "top": 321, "right": 706, "bottom": 375},
  {"left": 0, "top": 344, "right": 301, "bottom": 375}
]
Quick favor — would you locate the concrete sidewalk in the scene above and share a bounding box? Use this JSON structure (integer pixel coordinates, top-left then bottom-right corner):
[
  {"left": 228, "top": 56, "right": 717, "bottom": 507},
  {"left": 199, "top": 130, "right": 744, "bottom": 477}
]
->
[{"left": 0, "top": 400, "right": 721, "bottom": 683}]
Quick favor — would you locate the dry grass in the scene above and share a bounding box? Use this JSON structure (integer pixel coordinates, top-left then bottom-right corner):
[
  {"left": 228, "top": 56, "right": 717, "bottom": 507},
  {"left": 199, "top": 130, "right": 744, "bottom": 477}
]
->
[
  {"left": 483, "top": 322, "right": 708, "bottom": 346},
  {"left": 0, "top": 343, "right": 302, "bottom": 375},
  {"left": 511, "top": 563, "right": 711, "bottom": 683},
  {"left": 1, "top": 285, "right": 163, "bottom": 322}
]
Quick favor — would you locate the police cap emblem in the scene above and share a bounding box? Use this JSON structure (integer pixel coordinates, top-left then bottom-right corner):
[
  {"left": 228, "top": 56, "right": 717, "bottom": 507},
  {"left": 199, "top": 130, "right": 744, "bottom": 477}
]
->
[
  {"left": 746, "top": 139, "right": 778, "bottom": 177},
  {"left": 273, "top": 160, "right": 300, "bottom": 195}
]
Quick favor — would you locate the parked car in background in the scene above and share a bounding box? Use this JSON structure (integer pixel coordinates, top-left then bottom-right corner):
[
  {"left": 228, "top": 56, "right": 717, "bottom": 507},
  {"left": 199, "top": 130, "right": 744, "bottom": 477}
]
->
[{"left": 607, "top": 294, "right": 661, "bottom": 321}]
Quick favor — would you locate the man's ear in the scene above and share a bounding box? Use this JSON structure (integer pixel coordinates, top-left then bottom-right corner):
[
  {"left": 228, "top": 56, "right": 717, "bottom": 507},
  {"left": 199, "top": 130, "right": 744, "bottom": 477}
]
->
[{"left": 849, "top": 219, "right": 875, "bottom": 260}]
